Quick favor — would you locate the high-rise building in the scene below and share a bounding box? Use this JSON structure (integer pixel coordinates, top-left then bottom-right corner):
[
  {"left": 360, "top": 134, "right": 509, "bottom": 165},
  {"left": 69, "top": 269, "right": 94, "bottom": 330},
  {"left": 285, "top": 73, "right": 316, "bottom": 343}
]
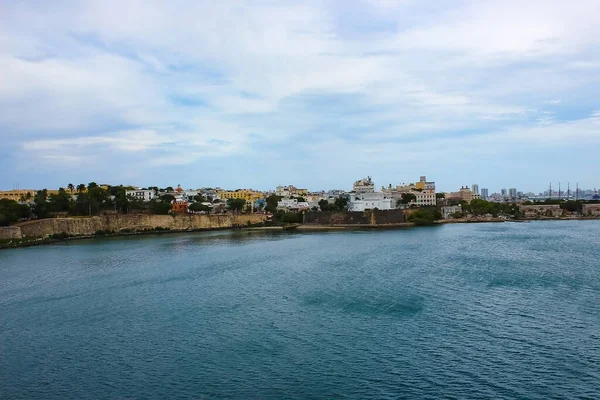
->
[
  {"left": 471, "top": 184, "right": 479, "bottom": 195},
  {"left": 481, "top": 188, "right": 489, "bottom": 199},
  {"left": 501, "top": 188, "right": 507, "bottom": 197},
  {"left": 509, "top": 188, "right": 517, "bottom": 198}
]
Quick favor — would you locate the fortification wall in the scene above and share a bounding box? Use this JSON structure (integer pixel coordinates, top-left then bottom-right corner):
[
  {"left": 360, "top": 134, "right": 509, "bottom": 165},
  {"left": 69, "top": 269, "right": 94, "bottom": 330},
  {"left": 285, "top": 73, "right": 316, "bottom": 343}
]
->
[
  {"left": 303, "top": 210, "right": 405, "bottom": 225},
  {"left": 0, "top": 226, "right": 22, "bottom": 240},
  {"left": 16, "top": 214, "right": 267, "bottom": 238},
  {"left": 371, "top": 209, "right": 407, "bottom": 224}
]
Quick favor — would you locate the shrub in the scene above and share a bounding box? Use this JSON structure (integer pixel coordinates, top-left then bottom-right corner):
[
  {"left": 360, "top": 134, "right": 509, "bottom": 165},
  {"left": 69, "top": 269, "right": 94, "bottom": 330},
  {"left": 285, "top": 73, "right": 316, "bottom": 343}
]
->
[{"left": 408, "top": 208, "right": 442, "bottom": 226}]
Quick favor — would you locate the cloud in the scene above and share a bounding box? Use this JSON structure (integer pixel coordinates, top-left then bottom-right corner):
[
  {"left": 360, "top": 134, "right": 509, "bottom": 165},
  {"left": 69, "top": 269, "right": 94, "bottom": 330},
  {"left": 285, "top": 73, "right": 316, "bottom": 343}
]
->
[{"left": 1, "top": 0, "right": 600, "bottom": 191}]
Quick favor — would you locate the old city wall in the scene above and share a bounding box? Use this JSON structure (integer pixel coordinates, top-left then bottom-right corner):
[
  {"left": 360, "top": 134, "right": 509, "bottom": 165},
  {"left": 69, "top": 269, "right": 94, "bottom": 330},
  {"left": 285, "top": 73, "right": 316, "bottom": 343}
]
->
[
  {"left": 303, "top": 210, "right": 406, "bottom": 225},
  {"left": 371, "top": 209, "right": 407, "bottom": 224},
  {"left": 0, "top": 226, "right": 22, "bottom": 240},
  {"left": 16, "top": 214, "right": 267, "bottom": 238}
]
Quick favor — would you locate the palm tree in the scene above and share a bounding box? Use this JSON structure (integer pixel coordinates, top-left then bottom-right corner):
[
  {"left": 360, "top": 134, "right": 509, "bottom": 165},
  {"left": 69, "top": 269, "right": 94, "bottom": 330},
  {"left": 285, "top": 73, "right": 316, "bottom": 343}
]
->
[
  {"left": 77, "top": 184, "right": 86, "bottom": 193},
  {"left": 67, "top": 183, "right": 74, "bottom": 194}
]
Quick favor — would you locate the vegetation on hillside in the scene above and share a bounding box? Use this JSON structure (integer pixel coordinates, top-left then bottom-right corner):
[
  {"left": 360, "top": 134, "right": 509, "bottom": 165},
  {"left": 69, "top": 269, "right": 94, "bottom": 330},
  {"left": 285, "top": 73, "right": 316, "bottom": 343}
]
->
[
  {"left": 407, "top": 208, "right": 441, "bottom": 225},
  {"left": 0, "top": 199, "right": 31, "bottom": 226}
]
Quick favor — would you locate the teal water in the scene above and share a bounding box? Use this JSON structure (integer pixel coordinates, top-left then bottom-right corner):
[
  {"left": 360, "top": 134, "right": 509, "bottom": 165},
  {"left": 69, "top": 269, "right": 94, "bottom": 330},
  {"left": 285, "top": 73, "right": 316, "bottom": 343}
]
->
[{"left": 1, "top": 221, "right": 599, "bottom": 399}]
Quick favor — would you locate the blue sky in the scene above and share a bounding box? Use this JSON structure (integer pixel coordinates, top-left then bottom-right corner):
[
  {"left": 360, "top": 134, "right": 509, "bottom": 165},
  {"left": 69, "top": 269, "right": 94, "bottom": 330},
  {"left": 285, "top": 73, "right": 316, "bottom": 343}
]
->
[{"left": 1, "top": 0, "right": 599, "bottom": 193}]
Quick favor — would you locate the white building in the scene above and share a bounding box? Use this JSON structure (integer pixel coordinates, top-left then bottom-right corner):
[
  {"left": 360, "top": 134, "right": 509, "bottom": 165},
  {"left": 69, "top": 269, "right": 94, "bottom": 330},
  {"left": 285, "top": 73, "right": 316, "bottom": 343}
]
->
[
  {"left": 353, "top": 177, "right": 375, "bottom": 193},
  {"left": 348, "top": 192, "right": 394, "bottom": 211},
  {"left": 277, "top": 198, "right": 310, "bottom": 211},
  {"left": 126, "top": 189, "right": 156, "bottom": 202}
]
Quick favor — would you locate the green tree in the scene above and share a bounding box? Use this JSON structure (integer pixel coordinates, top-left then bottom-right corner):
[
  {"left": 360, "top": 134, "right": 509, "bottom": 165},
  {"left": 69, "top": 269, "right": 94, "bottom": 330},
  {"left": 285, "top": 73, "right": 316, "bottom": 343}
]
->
[
  {"left": 32, "top": 189, "right": 50, "bottom": 218},
  {"left": 0, "top": 199, "right": 31, "bottom": 226},
  {"left": 226, "top": 198, "right": 246, "bottom": 212},
  {"left": 87, "top": 182, "right": 98, "bottom": 190},
  {"left": 399, "top": 193, "right": 417, "bottom": 205},
  {"left": 436, "top": 192, "right": 445, "bottom": 199},
  {"left": 67, "top": 183, "right": 75, "bottom": 194},
  {"left": 560, "top": 201, "right": 583, "bottom": 213},
  {"left": 189, "top": 202, "right": 211, "bottom": 213},
  {"left": 149, "top": 198, "right": 172, "bottom": 215},
  {"left": 48, "top": 188, "right": 72, "bottom": 213},
  {"left": 318, "top": 199, "right": 339, "bottom": 211},
  {"left": 87, "top": 186, "right": 110, "bottom": 214},
  {"left": 113, "top": 187, "right": 130, "bottom": 213},
  {"left": 334, "top": 196, "right": 348, "bottom": 210},
  {"left": 193, "top": 194, "right": 206, "bottom": 203},
  {"left": 265, "top": 194, "right": 282, "bottom": 213},
  {"left": 275, "top": 210, "right": 303, "bottom": 224},
  {"left": 126, "top": 195, "right": 145, "bottom": 213},
  {"left": 76, "top": 183, "right": 86, "bottom": 193},
  {"left": 161, "top": 194, "right": 176, "bottom": 203},
  {"left": 408, "top": 208, "right": 441, "bottom": 225},
  {"left": 318, "top": 199, "right": 330, "bottom": 211}
]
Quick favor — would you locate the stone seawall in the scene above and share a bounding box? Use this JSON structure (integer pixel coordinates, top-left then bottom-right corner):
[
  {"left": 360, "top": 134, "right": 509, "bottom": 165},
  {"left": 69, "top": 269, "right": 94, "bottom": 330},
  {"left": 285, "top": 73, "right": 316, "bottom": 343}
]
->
[
  {"left": 16, "top": 214, "right": 267, "bottom": 238},
  {"left": 303, "top": 209, "right": 406, "bottom": 225},
  {"left": 0, "top": 226, "right": 22, "bottom": 240}
]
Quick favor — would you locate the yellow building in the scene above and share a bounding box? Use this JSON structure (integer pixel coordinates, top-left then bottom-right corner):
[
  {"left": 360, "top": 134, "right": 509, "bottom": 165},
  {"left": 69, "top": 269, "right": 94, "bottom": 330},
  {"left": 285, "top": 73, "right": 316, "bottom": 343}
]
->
[
  {"left": 0, "top": 189, "right": 61, "bottom": 202},
  {"left": 217, "top": 189, "right": 263, "bottom": 202}
]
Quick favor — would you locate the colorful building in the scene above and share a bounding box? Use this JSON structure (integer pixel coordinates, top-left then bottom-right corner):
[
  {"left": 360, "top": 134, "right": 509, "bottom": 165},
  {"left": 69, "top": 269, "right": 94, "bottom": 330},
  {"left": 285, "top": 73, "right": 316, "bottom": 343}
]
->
[
  {"left": 171, "top": 200, "right": 188, "bottom": 214},
  {"left": 217, "top": 189, "right": 263, "bottom": 202},
  {"left": 0, "top": 189, "right": 61, "bottom": 202}
]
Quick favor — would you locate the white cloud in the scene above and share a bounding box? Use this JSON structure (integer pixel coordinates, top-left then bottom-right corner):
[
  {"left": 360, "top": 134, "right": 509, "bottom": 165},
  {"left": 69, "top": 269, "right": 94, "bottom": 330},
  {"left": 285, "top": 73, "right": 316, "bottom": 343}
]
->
[{"left": 1, "top": 0, "right": 600, "bottom": 189}]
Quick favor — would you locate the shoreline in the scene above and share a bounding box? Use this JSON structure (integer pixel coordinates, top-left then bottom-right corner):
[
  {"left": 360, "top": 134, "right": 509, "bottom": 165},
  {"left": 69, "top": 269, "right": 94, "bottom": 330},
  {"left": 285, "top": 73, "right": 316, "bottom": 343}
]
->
[
  {"left": 2, "top": 217, "right": 600, "bottom": 250},
  {"left": 0, "top": 225, "right": 252, "bottom": 250},
  {"left": 247, "top": 223, "right": 415, "bottom": 231}
]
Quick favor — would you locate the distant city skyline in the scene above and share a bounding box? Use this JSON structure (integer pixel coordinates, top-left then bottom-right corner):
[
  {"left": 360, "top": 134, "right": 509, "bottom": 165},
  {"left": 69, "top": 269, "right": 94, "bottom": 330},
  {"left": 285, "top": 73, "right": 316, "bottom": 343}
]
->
[
  {"left": 1, "top": 1, "right": 599, "bottom": 192},
  {"left": 2, "top": 178, "right": 598, "bottom": 196}
]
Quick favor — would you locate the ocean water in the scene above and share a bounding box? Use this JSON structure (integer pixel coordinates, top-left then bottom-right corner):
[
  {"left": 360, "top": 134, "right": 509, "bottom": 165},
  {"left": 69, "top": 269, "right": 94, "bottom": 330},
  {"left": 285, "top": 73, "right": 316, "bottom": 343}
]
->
[{"left": 1, "top": 221, "right": 599, "bottom": 399}]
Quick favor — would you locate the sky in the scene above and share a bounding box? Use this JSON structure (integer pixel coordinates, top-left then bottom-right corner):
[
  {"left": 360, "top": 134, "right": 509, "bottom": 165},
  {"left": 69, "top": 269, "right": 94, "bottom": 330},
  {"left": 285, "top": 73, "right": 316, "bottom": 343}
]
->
[{"left": 1, "top": 0, "right": 599, "bottom": 193}]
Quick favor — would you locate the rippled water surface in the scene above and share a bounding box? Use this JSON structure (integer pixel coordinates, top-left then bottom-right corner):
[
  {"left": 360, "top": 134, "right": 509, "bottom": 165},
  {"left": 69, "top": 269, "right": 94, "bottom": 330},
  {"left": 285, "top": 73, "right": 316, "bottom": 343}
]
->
[{"left": 1, "top": 221, "right": 600, "bottom": 399}]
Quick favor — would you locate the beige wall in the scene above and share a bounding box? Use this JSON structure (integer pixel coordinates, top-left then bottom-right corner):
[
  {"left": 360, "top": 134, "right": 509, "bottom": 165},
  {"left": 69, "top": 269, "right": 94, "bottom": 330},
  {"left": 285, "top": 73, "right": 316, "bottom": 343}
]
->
[
  {"left": 16, "top": 214, "right": 267, "bottom": 238},
  {"left": 0, "top": 226, "right": 22, "bottom": 240},
  {"left": 582, "top": 204, "right": 600, "bottom": 216}
]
